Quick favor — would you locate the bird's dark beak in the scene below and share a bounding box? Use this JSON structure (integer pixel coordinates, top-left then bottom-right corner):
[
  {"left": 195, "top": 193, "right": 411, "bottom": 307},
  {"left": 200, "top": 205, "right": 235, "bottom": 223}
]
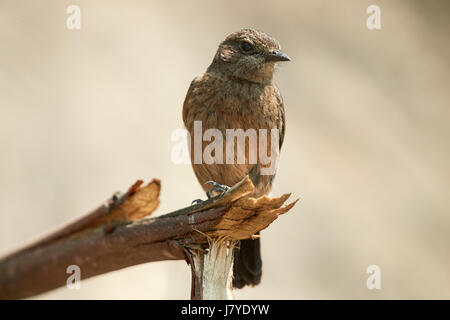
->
[{"left": 265, "top": 50, "right": 291, "bottom": 62}]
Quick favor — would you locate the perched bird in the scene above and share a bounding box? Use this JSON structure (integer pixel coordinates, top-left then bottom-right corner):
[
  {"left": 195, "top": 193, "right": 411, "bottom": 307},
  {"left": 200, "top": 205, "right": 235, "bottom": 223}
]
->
[{"left": 183, "top": 28, "right": 290, "bottom": 288}]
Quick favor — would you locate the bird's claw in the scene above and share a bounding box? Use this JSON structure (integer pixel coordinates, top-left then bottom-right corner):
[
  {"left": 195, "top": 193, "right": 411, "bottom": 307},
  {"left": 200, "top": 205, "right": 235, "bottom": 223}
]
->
[
  {"left": 205, "top": 181, "right": 230, "bottom": 192},
  {"left": 205, "top": 181, "right": 230, "bottom": 198},
  {"left": 191, "top": 199, "right": 203, "bottom": 205}
]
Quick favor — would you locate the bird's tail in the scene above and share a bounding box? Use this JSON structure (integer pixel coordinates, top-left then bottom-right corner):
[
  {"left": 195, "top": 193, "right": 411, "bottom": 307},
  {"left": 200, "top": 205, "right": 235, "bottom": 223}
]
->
[{"left": 232, "top": 235, "right": 262, "bottom": 288}]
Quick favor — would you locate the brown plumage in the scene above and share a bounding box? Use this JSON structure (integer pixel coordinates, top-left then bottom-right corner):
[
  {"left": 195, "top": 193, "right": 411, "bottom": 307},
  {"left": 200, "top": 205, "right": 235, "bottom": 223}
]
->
[{"left": 183, "top": 29, "right": 290, "bottom": 288}]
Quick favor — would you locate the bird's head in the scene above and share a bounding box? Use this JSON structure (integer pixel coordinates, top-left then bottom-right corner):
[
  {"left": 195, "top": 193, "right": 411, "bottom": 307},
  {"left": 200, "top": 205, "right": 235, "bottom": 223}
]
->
[{"left": 208, "top": 29, "right": 290, "bottom": 84}]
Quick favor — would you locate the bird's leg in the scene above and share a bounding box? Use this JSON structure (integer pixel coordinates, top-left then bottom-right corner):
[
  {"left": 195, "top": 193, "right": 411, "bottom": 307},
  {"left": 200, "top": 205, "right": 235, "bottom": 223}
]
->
[
  {"left": 205, "top": 181, "right": 230, "bottom": 198},
  {"left": 190, "top": 181, "right": 230, "bottom": 205}
]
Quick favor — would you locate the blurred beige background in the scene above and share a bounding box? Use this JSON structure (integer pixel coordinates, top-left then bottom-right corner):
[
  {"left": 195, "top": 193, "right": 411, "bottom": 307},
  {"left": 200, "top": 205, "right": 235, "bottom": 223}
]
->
[{"left": 1, "top": 0, "right": 449, "bottom": 299}]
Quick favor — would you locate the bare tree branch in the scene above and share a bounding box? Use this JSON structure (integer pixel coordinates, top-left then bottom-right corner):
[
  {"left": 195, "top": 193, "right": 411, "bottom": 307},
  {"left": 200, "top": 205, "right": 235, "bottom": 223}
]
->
[{"left": 0, "top": 176, "right": 297, "bottom": 300}]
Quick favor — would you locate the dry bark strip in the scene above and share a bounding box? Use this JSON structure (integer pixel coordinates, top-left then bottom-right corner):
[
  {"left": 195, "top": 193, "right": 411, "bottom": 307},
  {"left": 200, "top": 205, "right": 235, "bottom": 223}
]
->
[{"left": 0, "top": 176, "right": 297, "bottom": 299}]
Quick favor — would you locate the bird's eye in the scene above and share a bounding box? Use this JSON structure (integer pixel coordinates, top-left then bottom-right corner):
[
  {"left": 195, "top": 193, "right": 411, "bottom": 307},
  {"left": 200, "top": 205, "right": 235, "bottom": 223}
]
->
[{"left": 240, "top": 41, "right": 253, "bottom": 53}]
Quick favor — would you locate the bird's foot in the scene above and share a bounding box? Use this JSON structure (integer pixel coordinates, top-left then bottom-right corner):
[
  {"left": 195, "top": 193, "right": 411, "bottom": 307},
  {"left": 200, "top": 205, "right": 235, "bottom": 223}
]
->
[
  {"left": 190, "top": 181, "right": 230, "bottom": 205},
  {"left": 205, "top": 181, "right": 230, "bottom": 199},
  {"left": 191, "top": 199, "right": 204, "bottom": 205}
]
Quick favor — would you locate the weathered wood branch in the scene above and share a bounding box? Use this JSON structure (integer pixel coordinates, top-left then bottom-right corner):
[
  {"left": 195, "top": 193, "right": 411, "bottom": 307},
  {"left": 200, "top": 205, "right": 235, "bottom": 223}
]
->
[{"left": 0, "top": 176, "right": 297, "bottom": 300}]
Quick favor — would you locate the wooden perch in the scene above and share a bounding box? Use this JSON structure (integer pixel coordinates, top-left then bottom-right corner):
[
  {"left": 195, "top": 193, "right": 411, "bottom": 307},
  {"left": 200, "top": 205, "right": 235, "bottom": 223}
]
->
[{"left": 0, "top": 176, "right": 297, "bottom": 300}]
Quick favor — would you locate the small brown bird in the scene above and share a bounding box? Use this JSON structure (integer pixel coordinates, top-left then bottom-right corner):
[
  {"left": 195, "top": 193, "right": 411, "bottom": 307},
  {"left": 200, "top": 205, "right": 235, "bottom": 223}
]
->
[{"left": 183, "top": 29, "right": 290, "bottom": 288}]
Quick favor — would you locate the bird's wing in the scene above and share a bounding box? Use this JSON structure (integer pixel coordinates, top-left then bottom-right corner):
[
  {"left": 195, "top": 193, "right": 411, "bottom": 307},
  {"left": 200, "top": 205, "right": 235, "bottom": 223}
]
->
[
  {"left": 274, "top": 85, "right": 286, "bottom": 150},
  {"left": 182, "top": 75, "right": 203, "bottom": 127}
]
